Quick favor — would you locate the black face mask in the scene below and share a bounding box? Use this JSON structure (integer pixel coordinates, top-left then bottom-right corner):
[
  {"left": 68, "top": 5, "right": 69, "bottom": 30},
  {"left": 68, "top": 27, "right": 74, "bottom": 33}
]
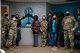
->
[
  {"left": 66, "top": 13, "right": 70, "bottom": 16},
  {"left": 5, "top": 14, "right": 8, "bottom": 17},
  {"left": 53, "top": 18, "right": 56, "bottom": 20},
  {"left": 16, "top": 17, "right": 18, "bottom": 19}
]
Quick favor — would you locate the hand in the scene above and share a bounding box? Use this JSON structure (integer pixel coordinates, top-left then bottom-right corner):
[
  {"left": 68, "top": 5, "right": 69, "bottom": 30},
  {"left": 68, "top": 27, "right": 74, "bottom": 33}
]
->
[
  {"left": 16, "top": 28, "right": 19, "bottom": 30},
  {"left": 2, "top": 31, "right": 5, "bottom": 33},
  {"left": 71, "top": 28, "right": 75, "bottom": 32},
  {"left": 40, "top": 28, "right": 42, "bottom": 32}
]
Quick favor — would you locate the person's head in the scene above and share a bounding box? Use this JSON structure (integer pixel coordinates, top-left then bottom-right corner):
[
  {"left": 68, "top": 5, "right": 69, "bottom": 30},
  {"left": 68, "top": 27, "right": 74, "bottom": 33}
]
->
[
  {"left": 33, "top": 15, "right": 38, "bottom": 20},
  {"left": 52, "top": 15, "right": 57, "bottom": 20},
  {"left": 42, "top": 15, "right": 46, "bottom": 20},
  {"left": 15, "top": 14, "right": 19, "bottom": 20},
  {"left": 65, "top": 10, "right": 70, "bottom": 16},
  {"left": 48, "top": 12, "right": 52, "bottom": 17},
  {"left": 11, "top": 15, "right": 16, "bottom": 21},
  {"left": 4, "top": 11, "right": 8, "bottom": 17}
]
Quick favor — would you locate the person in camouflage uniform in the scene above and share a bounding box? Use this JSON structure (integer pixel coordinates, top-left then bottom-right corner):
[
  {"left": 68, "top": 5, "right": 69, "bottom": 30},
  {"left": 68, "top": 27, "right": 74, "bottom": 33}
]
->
[
  {"left": 62, "top": 10, "right": 78, "bottom": 53},
  {"left": 1, "top": 11, "right": 9, "bottom": 49},
  {"left": 6, "top": 15, "right": 17, "bottom": 51},
  {"left": 40, "top": 16, "right": 48, "bottom": 47}
]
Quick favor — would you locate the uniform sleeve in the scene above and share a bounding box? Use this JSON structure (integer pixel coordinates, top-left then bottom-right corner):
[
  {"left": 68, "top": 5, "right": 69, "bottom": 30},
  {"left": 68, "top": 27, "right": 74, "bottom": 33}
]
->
[
  {"left": 43, "top": 21, "right": 48, "bottom": 31},
  {"left": 71, "top": 16, "right": 78, "bottom": 29},
  {"left": 62, "top": 18, "right": 65, "bottom": 26}
]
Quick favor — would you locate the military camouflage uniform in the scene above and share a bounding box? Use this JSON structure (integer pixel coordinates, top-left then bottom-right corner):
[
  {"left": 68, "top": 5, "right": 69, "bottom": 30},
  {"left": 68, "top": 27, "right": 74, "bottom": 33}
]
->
[
  {"left": 6, "top": 20, "right": 17, "bottom": 48},
  {"left": 62, "top": 16, "right": 78, "bottom": 48},
  {"left": 1, "top": 17, "right": 9, "bottom": 48},
  {"left": 40, "top": 20, "right": 48, "bottom": 46}
]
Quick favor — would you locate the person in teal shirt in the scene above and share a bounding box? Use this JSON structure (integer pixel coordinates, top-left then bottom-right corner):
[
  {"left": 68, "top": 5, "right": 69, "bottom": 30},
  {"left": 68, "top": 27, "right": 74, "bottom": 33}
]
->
[{"left": 50, "top": 15, "right": 58, "bottom": 51}]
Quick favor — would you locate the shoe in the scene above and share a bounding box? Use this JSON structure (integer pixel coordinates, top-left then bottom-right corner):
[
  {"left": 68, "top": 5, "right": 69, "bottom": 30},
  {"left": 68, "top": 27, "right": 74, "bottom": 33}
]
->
[
  {"left": 62, "top": 46, "right": 68, "bottom": 50},
  {"left": 52, "top": 46, "right": 58, "bottom": 51},
  {"left": 41, "top": 45, "right": 46, "bottom": 48},
  {"left": 2, "top": 47, "right": 7, "bottom": 51},
  {"left": 70, "top": 49, "right": 73, "bottom": 53},
  {"left": 33, "top": 45, "right": 38, "bottom": 47},
  {"left": 8, "top": 47, "right": 14, "bottom": 51}
]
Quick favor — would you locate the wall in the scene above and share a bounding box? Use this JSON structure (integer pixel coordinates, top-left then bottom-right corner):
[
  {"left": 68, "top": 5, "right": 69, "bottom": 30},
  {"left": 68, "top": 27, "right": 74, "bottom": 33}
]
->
[
  {"left": 2, "top": 0, "right": 47, "bottom": 45},
  {"left": 9, "top": 2, "right": 47, "bottom": 21},
  {"left": 52, "top": 2, "right": 80, "bottom": 15},
  {"left": 1, "top": 0, "right": 80, "bottom": 45},
  {"left": 9, "top": 2, "right": 47, "bottom": 45},
  {"left": 52, "top": 2, "right": 80, "bottom": 30},
  {"left": 46, "top": 3, "right": 53, "bottom": 15}
]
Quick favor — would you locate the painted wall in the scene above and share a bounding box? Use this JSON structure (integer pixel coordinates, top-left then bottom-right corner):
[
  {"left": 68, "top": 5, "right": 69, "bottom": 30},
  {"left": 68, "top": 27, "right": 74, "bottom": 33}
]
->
[
  {"left": 52, "top": 2, "right": 80, "bottom": 30},
  {"left": 9, "top": 2, "right": 47, "bottom": 45},
  {"left": 46, "top": 3, "right": 53, "bottom": 15},
  {"left": 52, "top": 2, "right": 80, "bottom": 15},
  {"left": 1, "top": 0, "right": 80, "bottom": 46}
]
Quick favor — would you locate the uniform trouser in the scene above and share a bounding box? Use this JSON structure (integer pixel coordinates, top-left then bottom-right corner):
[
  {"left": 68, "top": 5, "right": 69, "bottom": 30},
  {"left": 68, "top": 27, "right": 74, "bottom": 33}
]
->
[
  {"left": 6, "top": 29, "right": 17, "bottom": 47},
  {"left": 33, "top": 33, "right": 39, "bottom": 47},
  {"left": 1, "top": 32, "right": 6, "bottom": 48},
  {"left": 48, "top": 32, "right": 57, "bottom": 46},
  {"left": 64, "top": 30, "right": 74, "bottom": 48},
  {"left": 41, "top": 31, "right": 47, "bottom": 45}
]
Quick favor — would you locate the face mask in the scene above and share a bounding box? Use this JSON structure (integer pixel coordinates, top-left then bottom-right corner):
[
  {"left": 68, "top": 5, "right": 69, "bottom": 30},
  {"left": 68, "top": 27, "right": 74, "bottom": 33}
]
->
[
  {"left": 66, "top": 13, "right": 70, "bottom": 16},
  {"left": 53, "top": 18, "right": 56, "bottom": 20},
  {"left": 13, "top": 17, "right": 16, "bottom": 20},
  {"left": 5, "top": 14, "right": 8, "bottom": 17}
]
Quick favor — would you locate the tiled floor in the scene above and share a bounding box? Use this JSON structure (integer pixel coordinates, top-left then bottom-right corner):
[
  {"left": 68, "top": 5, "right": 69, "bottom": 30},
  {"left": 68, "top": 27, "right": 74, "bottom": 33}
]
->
[{"left": 6, "top": 46, "right": 80, "bottom": 53}]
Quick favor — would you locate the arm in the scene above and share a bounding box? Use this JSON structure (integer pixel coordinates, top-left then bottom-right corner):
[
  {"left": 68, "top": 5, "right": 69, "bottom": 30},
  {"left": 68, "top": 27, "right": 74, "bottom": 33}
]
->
[
  {"left": 62, "top": 18, "right": 65, "bottom": 27},
  {"left": 71, "top": 16, "right": 78, "bottom": 30}
]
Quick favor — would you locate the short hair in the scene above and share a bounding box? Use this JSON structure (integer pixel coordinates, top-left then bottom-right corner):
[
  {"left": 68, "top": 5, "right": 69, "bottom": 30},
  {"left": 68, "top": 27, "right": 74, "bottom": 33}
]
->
[{"left": 11, "top": 15, "right": 16, "bottom": 18}]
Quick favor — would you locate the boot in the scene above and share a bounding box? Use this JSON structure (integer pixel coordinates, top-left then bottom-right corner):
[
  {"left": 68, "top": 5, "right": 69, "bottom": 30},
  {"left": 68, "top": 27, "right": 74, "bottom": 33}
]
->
[
  {"left": 62, "top": 46, "right": 68, "bottom": 50},
  {"left": 70, "top": 48, "right": 74, "bottom": 53}
]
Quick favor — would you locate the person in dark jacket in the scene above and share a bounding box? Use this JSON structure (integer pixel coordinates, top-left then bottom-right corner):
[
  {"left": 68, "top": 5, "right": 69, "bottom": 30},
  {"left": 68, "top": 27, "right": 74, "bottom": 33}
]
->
[
  {"left": 15, "top": 14, "right": 21, "bottom": 46},
  {"left": 47, "top": 13, "right": 52, "bottom": 45}
]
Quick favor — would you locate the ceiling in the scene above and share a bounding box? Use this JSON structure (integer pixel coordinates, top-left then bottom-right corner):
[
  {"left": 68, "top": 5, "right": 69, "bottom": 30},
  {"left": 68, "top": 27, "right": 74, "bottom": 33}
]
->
[{"left": 5, "top": 0, "right": 78, "bottom": 4}]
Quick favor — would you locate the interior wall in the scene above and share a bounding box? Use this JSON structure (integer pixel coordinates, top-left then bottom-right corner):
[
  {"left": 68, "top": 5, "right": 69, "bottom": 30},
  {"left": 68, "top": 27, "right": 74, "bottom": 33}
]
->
[
  {"left": 46, "top": 3, "right": 53, "bottom": 15},
  {"left": 1, "top": 0, "right": 80, "bottom": 46},
  {"left": 52, "top": 2, "right": 80, "bottom": 15},
  {"left": 52, "top": 2, "right": 80, "bottom": 30},
  {"left": 9, "top": 2, "right": 47, "bottom": 45}
]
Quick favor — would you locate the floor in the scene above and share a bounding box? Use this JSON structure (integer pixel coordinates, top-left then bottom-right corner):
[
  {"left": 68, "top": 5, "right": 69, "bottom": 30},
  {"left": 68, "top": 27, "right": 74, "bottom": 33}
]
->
[{"left": 6, "top": 46, "right": 80, "bottom": 53}]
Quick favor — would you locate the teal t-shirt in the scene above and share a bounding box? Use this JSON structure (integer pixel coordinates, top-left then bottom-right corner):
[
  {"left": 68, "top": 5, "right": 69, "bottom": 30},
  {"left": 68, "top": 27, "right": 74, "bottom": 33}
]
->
[{"left": 52, "top": 20, "right": 56, "bottom": 32}]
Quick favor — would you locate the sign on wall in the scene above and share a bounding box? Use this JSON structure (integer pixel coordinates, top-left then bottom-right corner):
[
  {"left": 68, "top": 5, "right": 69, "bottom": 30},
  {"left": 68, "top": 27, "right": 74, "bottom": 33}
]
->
[{"left": 21, "top": 7, "right": 33, "bottom": 28}]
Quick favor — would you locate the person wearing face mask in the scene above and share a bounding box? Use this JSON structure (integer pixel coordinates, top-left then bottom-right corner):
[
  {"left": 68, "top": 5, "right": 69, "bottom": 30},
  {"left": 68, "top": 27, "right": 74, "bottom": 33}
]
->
[
  {"left": 1, "top": 11, "right": 9, "bottom": 50},
  {"left": 62, "top": 10, "right": 78, "bottom": 53},
  {"left": 47, "top": 13, "right": 53, "bottom": 46},
  {"left": 6, "top": 15, "right": 17, "bottom": 51},
  {"left": 32, "top": 15, "right": 40, "bottom": 47},
  {"left": 49, "top": 15, "right": 58, "bottom": 51},
  {"left": 15, "top": 14, "right": 21, "bottom": 46},
  {"left": 40, "top": 16, "right": 48, "bottom": 47}
]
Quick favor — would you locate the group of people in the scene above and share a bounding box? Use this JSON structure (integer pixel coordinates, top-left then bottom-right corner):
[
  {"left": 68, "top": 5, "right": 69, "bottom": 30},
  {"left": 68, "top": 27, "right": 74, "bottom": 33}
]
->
[
  {"left": 1, "top": 10, "right": 78, "bottom": 53},
  {"left": 1, "top": 11, "right": 21, "bottom": 51},
  {"left": 32, "top": 10, "right": 78, "bottom": 53}
]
